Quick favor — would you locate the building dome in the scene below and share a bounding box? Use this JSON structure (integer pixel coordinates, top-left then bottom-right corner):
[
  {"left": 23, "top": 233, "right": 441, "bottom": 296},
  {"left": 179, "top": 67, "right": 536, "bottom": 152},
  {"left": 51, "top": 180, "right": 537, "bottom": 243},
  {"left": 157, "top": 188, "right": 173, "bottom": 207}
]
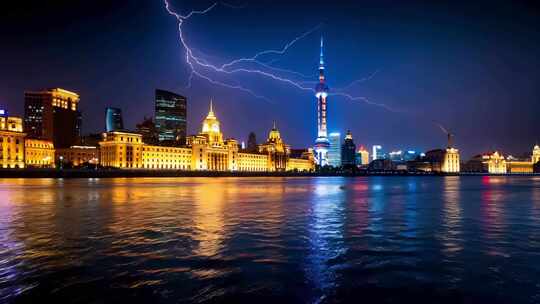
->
[
  {"left": 268, "top": 121, "right": 281, "bottom": 142},
  {"left": 202, "top": 99, "right": 220, "bottom": 133}
]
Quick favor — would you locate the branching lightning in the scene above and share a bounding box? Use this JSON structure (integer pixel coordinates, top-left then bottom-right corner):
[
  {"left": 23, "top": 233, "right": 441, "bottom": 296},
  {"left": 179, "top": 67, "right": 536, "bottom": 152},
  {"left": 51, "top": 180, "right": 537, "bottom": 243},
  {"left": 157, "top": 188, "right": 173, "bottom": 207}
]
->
[{"left": 163, "top": 0, "right": 398, "bottom": 112}]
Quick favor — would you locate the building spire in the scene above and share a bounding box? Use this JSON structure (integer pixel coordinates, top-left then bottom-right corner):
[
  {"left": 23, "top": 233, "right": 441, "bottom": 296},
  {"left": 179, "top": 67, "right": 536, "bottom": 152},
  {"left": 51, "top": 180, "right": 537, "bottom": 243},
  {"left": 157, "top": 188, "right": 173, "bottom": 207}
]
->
[
  {"left": 206, "top": 98, "right": 216, "bottom": 119},
  {"left": 272, "top": 120, "right": 277, "bottom": 130},
  {"left": 319, "top": 36, "right": 324, "bottom": 67}
]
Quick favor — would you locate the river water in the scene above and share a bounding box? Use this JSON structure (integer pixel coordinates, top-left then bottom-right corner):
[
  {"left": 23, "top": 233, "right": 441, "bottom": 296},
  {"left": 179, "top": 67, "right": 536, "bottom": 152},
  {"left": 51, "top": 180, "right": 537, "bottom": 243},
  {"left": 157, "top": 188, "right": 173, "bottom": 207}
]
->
[{"left": 1, "top": 176, "right": 540, "bottom": 303}]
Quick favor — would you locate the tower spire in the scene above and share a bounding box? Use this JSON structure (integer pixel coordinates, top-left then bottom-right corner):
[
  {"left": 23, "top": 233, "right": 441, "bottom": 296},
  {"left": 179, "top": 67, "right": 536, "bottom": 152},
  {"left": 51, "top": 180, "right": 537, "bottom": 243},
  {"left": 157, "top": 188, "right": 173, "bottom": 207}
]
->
[
  {"left": 319, "top": 36, "right": 324, "bottom": 67},
  {"left": 273, "top": 120, "right": 277, "bottom": 130},
  {"left": 206, "top": 98, "right": 216, "bottom": 119}
]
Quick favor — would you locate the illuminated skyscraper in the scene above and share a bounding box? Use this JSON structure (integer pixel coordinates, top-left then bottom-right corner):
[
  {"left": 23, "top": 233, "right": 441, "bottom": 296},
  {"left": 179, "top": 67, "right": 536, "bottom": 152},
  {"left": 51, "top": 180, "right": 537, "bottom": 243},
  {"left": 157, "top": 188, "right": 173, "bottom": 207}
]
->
[
  {"left": 24, "top": 88, "right": 81, "bottom": 148},
  {"left": 328, "top": 132, "right": 341, "bottom": 167},
  {"left": 341, "top": 130, "right": 356, "bottom": 167},
  {"left": 372, "top": 145, "right": 386, "bottom": 160},
  {"left": 155, "top": 89, "right": 187, "bottom": 145},
  {"left": 313, "top": 36, "right": 330, "bottom": 166},
  {"left": 105, "top": 107, "right": 124, "bottom": 132},
  {"left": 357, "top": 146, "right": 370, "bottom": 165}
]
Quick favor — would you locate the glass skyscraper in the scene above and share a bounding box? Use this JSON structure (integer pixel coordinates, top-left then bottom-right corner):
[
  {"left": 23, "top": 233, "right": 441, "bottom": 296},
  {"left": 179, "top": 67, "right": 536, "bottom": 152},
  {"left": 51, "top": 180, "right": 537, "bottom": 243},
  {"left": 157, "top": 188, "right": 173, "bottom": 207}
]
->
[
  {"left": 105, "top": 107, "right": 124, "bottom": 132},
  {"left": 328, "top": 132, "right": 341, "bottom": 167},
  {"left": 341, "top": 130, "right": 356, "bottom": 167},
  {"left": 155, "top": 89, "right": 187, "bottom": 144}
]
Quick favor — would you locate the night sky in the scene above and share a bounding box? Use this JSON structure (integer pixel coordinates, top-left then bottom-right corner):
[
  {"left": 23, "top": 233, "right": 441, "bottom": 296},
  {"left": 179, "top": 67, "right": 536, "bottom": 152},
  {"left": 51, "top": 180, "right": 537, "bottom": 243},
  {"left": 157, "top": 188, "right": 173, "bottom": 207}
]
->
[{"left": 1, "top": 0, "right": 539, "bottom": 158}]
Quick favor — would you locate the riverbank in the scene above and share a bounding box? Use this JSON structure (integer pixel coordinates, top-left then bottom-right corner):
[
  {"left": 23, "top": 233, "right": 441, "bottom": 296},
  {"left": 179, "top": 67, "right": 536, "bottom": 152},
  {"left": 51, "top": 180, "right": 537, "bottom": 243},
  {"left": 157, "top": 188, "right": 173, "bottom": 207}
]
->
[{"left": 0, "top": 169, "right": 538, "bottom": 178}]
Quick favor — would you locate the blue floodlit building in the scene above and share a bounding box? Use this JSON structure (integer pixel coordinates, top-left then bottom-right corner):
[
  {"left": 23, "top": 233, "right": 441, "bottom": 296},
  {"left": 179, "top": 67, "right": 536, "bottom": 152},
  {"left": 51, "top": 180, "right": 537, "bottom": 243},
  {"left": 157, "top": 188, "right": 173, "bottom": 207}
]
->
[
  {"left": 105, "top": 107, "right": 124, "bottom": 132},
  {"left": 328, "top": 132, "right": 341, "bottom": 167}
]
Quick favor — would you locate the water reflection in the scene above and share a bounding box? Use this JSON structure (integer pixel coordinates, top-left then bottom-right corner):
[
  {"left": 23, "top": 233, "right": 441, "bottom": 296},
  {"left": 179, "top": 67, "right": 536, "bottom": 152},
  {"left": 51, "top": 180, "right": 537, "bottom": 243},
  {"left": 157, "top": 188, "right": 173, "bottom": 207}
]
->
[
  {"left": 306, "top": 178, "right": 347, "bottom": 301},
  {"left": 0, "top": 177, "right": 539, "bottom": 303},
  {"left": 441, "top": 176, "right": 463, "bottom": 257},
  {"left": 480, "top": 176, "right": 508, "bottom": 258}
]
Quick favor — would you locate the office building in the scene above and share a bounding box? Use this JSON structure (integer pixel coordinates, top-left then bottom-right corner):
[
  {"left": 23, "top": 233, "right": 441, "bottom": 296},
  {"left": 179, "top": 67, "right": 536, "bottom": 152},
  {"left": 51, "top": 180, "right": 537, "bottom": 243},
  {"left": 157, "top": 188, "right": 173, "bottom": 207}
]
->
[
  {"left": 341, "top": 130, "right": 356, "bottom": 167},
  {"left": 155, "top": 89, "right": 187, "bottom": 145},
  {"left": 328, "top": 132, "right": 341, "bottom": 167},
  {"left": 136, "top": 117, "right": 158, "bottom": 145},
  {"left": 356, "top": 146, "right": 370, "bottom": 165},
  {"left": 24, "top": 88, "right": 81, "bottom": 148},
  {"left": 372, "top": 145, "right": 386, "bottom": 160},
  {"left": 105, "top": 107, "right": 124, "bottom": 132}
]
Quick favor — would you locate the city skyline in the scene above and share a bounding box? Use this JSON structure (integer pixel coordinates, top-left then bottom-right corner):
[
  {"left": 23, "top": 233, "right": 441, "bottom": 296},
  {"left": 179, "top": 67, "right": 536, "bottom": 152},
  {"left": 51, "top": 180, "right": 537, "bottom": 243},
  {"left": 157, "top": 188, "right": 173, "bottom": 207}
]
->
[{"left": 1, "top": 1, "right": 540, "bottom": 158}]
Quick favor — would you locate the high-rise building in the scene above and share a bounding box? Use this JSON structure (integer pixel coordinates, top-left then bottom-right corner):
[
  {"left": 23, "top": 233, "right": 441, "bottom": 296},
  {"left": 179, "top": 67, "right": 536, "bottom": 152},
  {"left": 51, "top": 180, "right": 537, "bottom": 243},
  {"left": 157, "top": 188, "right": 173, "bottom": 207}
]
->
[
  {"left": 313, "top": 37, "right": 330, "bottom": 166},
  {"left": 341, "top": 130, "right": 356, "bottom": 167},
  {"left": 155, "top": 89, "right": 187, "bottom": 145},
  {"left": 105, "top": 107, "right": 124, "bottom": 132},
  {"left": 24, "top": 88, "right": 81, "bottom": 148},
  {"left": 136, "top": 116, "right": 158, "bottom": 145},
  {"left": 247, "top": 131, "right": 257, "bottom": 152},
  {"left": 372, "top": 145, "right": 385, "bottom": 160},
  {"left": 356, "top": 146, "right": 370, "bottom": 165},
  {"left": 327, "top": 132, "right": 341, "bottom": 167}
]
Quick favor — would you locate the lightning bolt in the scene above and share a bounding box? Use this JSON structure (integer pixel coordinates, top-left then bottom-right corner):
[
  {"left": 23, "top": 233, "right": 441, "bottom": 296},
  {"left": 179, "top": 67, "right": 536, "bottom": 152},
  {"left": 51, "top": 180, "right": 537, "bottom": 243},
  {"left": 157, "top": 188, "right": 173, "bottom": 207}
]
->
[
  {"left": 336, "top": 69, "right": 381, "bottom": 92},
  {"left": 434, "top": 122, "right": 449, "bottom": 135},
  {"left": 163, "top": 0, "right": 398, "bottom": 112},
  {"left": 220, "top": 24, "right": 322, "bottom": 71}
]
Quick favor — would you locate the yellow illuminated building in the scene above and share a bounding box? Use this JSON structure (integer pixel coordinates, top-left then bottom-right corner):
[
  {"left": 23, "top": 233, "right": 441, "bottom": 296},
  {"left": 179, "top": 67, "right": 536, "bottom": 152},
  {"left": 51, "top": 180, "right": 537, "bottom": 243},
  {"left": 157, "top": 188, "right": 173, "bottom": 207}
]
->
[
  {"left": 142, "top": 145, "right": 192, "bottom": 170},
  {"left": 505, "top": 145, "right": 540, "bottom": 173},
  {"left": 99, "top": 132, "right": 143, "bottom": 168},
  {"left": 533, "top": 145, "right": 540, "bottom": 164},
  {"left": 99, "top": 101, "right": 314, "bottom": 172},
  {"left": 442, "top": 147, "right": 460, "bottom": 173},
  {"left": 237, "top": 152, "right": 268, "bottom": 171},
  {"left": 425, "top": 147, "right": 460, "bottom": 173},
  {"left": 56, "top": 146, "right": 98, "bottom": 167},
  {"left": 286, "top": 157, "right": 313, "bottom": 171},
  {"left": 0, "top": 116, "right": 25, "bottom": 168},
  {"left": 357, "top": 146, "right": 370, "bottom": 165},
  {"left": 485, "top": 151, "right": 507, "bottom": 174},
  {"left": 25, "top": 139, "right": 55, "bottom": 168},
  {"left": 258, "top": 121, "right": 290, "bottom": 171}
]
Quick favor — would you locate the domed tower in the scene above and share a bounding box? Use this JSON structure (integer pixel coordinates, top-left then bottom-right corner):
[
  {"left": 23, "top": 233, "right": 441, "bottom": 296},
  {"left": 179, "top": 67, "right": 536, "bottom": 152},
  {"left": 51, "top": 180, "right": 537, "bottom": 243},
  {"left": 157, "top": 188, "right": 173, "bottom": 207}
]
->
[
  {"left": 201, "top": 99, "right": 223, "bottom": 145},
  {"left": 313, "top": 36, "right": 330, "bottom": 166},
  {"left": 260, "top": 121, "right": 289, "bottom": 171}
]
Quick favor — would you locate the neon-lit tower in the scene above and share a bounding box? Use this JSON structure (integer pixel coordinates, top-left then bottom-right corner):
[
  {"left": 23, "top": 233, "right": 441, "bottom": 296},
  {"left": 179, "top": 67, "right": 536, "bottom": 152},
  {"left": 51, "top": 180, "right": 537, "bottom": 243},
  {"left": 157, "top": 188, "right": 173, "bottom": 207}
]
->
[{"left": 313, "top": 36, "right": 330, "bottom": 166}]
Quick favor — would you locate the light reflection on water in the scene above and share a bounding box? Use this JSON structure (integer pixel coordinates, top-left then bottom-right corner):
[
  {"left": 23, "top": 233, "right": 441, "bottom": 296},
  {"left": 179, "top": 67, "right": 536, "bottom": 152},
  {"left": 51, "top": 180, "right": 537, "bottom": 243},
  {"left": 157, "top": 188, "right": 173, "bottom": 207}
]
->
[{"left": 0, "top": 176, "right": 540, "bottom": 303}]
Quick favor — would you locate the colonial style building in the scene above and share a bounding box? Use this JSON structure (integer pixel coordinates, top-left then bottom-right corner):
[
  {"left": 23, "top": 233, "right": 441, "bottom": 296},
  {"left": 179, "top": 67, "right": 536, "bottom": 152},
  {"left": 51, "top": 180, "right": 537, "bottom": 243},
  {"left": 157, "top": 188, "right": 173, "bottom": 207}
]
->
[
  {"left": 25, "top": 139, "right": 55, "bottom": 168},
  {"left": 464, "top": 146, "right": 540, "bottom": 174},
  {"left": 0, "top": 116, "right": 25, "bottom": 168},
  {"left": 99, "top": 101, "right": 314, "bottom": 172},
  {"left": 258, "top": 121, "right": 289, "bottom": 171},
  {"left": 55, "top": 146, "right": 99, "bottom": 167},
  {"left": 465, "top": 151, "right": 507, "bottom": 174},
  {"left": 424, "top": 147, "right": 460, "bottom": 173}
]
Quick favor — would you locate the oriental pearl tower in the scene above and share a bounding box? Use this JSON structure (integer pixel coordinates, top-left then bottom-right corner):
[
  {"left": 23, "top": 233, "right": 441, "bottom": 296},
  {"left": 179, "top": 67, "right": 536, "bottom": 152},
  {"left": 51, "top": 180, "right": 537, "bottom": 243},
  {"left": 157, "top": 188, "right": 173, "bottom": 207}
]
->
[{"left": 313, "top": 36, "right": 330, "bottom": 166}]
